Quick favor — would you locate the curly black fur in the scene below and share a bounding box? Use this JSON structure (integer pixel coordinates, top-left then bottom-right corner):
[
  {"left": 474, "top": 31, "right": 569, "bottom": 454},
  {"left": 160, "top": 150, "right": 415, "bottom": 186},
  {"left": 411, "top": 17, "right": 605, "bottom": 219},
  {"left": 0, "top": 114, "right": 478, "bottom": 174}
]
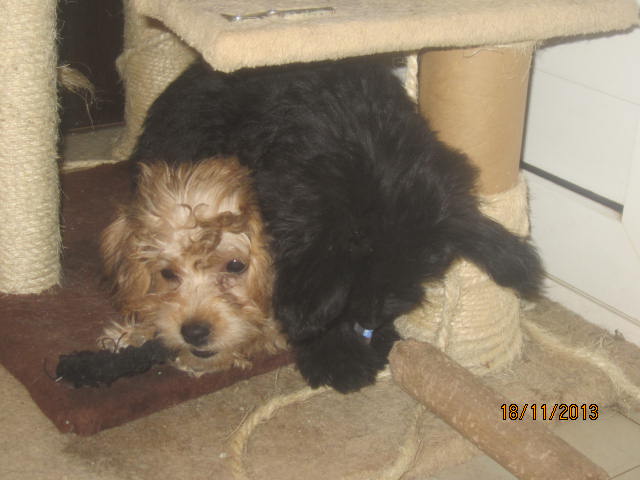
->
[
  {"left": 131, "top": 57, "right": 543, "bottom": 393},
  {"left": 56, "top": 340, "right": 171, "bottom": 388}
]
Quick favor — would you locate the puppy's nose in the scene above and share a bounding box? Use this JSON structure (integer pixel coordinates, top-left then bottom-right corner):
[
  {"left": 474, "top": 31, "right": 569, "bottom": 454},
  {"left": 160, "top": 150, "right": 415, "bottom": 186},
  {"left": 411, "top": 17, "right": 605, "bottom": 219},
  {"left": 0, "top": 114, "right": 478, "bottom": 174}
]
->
[{"left": 181, "top": 321, "right": 211, "bottom": 347}]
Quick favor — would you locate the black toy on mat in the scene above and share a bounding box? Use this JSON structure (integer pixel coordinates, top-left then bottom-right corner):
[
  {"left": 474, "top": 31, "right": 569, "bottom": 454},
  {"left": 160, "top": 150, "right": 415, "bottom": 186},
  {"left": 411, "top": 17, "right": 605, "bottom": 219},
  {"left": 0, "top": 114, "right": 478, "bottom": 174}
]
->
[{"left": 56, "top": 339, "right": 171, "bottom": 388}]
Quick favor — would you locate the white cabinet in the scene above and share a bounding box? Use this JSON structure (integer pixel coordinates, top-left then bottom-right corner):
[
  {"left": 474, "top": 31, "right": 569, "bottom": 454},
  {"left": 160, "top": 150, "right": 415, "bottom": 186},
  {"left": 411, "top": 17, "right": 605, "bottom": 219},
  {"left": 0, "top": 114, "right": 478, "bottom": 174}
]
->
[{"left": 523, "top": 26, "right": 640, "bottom": 345}]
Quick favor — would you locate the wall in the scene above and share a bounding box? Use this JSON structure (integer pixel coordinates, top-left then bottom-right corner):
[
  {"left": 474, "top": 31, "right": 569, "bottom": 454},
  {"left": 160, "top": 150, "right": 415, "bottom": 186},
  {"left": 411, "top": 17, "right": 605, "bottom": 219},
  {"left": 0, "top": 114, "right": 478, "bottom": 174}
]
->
[{"left": 523, "top": 20, "right": 640, "bottom": 345}]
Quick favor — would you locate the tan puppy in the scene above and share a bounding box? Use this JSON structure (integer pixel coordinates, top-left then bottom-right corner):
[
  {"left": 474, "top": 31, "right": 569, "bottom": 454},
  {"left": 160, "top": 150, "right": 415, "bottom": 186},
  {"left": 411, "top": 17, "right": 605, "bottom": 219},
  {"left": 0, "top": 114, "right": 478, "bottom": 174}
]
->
[{"left": 100, "top": 157, "right": 286, "bottom": 375}]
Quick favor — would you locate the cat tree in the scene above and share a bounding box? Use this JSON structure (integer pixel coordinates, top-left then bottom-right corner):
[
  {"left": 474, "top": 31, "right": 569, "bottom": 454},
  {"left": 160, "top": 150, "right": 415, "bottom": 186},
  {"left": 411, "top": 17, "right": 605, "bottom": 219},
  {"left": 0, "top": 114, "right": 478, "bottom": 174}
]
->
[
  {"left": 111, "top": 2, "right": 638, "bottom": 478},
  {"left": 2, "top": 0, "right": 638, "bottom": 478}
]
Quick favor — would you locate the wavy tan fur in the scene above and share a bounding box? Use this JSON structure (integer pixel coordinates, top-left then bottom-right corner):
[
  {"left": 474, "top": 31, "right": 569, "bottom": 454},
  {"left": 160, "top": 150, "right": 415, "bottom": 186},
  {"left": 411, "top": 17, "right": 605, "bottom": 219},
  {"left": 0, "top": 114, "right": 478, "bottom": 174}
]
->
[{"left": 100, "top": 157, "right": 286, "bottom": 374}]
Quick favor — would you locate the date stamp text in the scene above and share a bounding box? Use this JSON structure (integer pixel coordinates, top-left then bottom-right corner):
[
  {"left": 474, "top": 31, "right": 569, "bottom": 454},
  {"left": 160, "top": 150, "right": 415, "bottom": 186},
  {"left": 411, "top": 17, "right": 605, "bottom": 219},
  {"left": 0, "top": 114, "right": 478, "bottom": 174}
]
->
[{"left": 501, "top": 403, "right": 599, "bottom": 421}]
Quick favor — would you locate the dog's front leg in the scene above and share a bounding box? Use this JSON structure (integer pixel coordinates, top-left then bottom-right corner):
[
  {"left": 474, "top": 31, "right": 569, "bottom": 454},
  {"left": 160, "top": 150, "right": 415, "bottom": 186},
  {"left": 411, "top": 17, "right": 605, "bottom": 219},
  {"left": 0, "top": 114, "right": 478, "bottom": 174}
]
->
[{"left": 293, "top": 320, "right": 398, "bottom": 393}]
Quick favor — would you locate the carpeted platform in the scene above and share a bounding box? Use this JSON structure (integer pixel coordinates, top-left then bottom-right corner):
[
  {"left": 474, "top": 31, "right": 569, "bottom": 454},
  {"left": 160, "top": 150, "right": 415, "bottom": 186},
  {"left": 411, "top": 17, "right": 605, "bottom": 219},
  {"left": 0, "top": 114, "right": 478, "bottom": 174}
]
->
[
  {"left": 134, "top": 0, "right": 639, "bottom": 72},
  {"left": 0, "top": 162, "right": 291, "bottom": 435}
]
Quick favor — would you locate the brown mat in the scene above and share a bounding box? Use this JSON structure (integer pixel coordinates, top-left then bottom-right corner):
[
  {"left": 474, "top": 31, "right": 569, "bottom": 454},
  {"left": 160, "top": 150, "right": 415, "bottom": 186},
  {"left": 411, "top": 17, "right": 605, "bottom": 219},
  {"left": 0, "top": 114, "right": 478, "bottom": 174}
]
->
[{"left": 0, "top": 162, "right": 291, "bottom": 436}]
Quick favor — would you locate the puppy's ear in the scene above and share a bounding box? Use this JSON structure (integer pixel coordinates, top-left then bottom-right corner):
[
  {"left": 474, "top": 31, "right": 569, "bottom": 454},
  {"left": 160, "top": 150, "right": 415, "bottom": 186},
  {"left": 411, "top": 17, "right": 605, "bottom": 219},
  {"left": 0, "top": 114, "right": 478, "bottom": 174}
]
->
[
  {"left": 100, "top": 212, "right": 152, "bottom": 312},
  {"left": 244, "top": 213, "right": 274, "bottom": 317},
  {"left": 448, "top": 212, "right": 543, "bottom": 298}
]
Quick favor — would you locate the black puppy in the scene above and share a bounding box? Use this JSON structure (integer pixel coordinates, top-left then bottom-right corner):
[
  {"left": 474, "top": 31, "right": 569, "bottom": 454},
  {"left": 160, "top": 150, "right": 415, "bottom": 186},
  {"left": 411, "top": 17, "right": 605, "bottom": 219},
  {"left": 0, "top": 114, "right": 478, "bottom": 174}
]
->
[{"left": 131, "top": 57, "right": 542, "bottom": 393}]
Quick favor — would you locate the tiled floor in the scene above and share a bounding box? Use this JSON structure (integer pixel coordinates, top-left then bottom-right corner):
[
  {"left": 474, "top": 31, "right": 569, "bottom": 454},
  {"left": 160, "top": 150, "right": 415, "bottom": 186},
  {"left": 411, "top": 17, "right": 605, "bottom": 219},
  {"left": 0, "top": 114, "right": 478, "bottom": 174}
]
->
[{"left": 430, "top": 409, "right": 640, "bottom": 479}]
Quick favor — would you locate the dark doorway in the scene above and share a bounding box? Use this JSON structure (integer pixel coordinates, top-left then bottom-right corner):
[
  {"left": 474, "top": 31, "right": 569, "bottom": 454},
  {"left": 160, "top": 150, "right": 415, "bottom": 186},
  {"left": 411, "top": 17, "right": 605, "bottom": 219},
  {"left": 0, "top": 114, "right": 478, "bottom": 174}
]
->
[{"left": 58, "top": 0, "right": 125, "bottom": 132}]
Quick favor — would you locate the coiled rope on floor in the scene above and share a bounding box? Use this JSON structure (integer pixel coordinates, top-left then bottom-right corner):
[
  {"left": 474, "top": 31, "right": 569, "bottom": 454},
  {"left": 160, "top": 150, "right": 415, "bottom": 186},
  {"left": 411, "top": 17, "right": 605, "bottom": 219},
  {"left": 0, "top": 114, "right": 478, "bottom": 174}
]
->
[
  {"left": 0, "top": 0, "right": 61, "bottom": 294},
  {"left": 226, "top": 369, "right": 429, "bottom": 480}
]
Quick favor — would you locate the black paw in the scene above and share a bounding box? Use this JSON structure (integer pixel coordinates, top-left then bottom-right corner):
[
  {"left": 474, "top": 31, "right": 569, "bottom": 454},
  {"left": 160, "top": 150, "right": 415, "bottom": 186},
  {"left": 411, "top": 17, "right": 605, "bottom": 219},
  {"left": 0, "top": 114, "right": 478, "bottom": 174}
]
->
[{"left": 294, "top": 322, "right": 398, "bottom": 393}]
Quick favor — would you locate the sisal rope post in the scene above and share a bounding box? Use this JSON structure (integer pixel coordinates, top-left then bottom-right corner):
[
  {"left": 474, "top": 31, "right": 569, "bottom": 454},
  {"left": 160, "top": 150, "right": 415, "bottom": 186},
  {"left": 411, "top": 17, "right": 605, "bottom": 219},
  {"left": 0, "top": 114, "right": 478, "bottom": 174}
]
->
[
  {"left": 0, "top": 0, "right": 61, "bottom": 294},
  {"left": 112, "top": 0, "right": 197, "bottom": 161},
  {"left": 394, "top": 44, "right": 537, "bottom": 372},
  {"left": 395, "top": 178, "right": 530, "bottom": 373}
]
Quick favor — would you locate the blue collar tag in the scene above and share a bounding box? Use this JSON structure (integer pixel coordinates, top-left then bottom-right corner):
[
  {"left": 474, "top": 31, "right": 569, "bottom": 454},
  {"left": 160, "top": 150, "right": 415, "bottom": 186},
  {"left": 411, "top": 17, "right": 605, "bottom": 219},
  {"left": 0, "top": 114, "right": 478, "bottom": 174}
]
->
[{"left": 354, "top": 323, "right": 374, "bottom": 344}]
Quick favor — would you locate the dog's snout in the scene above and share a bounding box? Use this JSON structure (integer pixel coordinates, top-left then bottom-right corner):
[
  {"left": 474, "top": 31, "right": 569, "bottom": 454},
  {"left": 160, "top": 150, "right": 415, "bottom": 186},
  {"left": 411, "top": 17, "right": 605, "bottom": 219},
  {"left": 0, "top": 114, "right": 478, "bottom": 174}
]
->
[{"left": 181, "top": 321, "right": 211, "bottom": 347}]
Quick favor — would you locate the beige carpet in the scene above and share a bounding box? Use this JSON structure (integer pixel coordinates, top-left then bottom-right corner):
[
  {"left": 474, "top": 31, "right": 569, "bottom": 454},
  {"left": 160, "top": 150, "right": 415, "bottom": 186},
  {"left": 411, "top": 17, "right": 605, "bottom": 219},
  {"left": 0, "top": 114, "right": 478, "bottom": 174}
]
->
[{"left": 2, "top": 297, "right": 640, "bottom": 480}]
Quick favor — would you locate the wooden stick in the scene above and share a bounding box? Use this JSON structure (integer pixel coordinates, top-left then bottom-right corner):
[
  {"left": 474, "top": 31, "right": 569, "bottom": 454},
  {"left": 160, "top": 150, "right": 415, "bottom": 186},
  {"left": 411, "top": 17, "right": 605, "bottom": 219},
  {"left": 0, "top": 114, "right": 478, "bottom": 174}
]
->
[{"left": 390, "top": 340, "right": 609, "bottom": 480}]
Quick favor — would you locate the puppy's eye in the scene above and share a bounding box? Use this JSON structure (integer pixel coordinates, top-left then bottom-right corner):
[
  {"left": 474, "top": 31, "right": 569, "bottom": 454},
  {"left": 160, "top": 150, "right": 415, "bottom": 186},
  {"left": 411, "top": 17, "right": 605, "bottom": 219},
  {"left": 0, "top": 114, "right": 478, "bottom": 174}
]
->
[
  {"left": 225, "top": 259, "right": 247, "bottom": 274},
  {"left": 160, "top": 268, "right": 180, "bottom": 281}
]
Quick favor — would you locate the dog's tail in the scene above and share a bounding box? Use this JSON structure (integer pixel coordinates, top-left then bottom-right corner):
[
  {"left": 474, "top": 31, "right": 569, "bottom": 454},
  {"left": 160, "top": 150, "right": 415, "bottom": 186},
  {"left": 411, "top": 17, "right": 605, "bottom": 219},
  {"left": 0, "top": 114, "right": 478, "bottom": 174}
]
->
[{"left": 448, "top": 211, "right": 544, "bottom": 299}]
